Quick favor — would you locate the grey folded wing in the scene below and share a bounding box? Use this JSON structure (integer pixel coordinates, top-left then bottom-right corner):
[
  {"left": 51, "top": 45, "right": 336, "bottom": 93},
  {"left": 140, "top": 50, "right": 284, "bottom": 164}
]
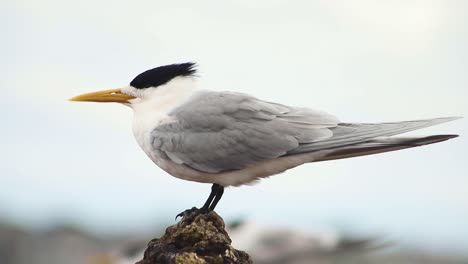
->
[
  {"left": 150, "top": 91, "right": 339, "bottom": 173},
  {"left": 288, "top": 116, "right": 460, "bottom": 155},
  {"left": 151, "top": 91, "right": 459, "bottom": 174}
]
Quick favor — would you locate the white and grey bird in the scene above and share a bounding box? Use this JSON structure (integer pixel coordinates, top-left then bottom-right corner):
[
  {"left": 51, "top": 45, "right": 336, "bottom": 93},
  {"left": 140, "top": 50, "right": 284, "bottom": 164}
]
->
[{"left": 70, "top": 62, "right": 460, "bottom": 215}]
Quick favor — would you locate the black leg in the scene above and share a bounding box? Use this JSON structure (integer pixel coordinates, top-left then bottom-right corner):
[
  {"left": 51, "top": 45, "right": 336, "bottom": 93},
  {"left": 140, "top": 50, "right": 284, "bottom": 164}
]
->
[
  {"left": 209, "top": 185, "right": 224, "bottom": 211},
  {"left": 175, "top": 184, "right": 225, "bottom": 219},
  {"left": 201, "top": 184, "right": 221, "bottom": 212}
]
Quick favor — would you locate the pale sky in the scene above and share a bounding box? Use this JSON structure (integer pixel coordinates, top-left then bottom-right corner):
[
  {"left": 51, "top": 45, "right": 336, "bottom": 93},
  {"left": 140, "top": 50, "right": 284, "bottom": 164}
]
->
[{"left": 1, "top": 0, "right": 467, "bottom": 254}]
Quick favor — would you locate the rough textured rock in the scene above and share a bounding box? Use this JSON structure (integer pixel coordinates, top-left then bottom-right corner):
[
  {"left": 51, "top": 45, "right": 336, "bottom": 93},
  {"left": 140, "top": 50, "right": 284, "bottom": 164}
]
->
[{"left": 136, "top": 210, "right": 252, "bottom": 264}]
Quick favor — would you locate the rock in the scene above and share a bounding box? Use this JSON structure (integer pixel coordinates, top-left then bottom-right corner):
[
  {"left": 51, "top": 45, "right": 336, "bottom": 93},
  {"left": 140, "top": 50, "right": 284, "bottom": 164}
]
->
[{"left": 136, "top": 210, "right": 252, "bottom": 264}]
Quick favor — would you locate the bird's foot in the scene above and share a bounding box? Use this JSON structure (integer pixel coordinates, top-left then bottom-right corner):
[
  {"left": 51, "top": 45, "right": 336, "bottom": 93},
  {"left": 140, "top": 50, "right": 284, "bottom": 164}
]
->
[
  {"left": 175, "top": 206, "right": 209, "bottom": 220},
  {"left": 174, "top": 184, "right": 224, "bottom": 221}
]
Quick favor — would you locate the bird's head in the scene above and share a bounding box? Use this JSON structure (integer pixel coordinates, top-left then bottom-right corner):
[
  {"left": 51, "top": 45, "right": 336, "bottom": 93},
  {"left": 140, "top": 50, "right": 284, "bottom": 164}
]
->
[{"left": 70, "top": 62, "right": 198, "bottom": 106}]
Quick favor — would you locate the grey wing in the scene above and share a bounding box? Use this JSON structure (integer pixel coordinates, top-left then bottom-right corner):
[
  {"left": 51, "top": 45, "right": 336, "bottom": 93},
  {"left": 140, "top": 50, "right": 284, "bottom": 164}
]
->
[
  {"left": 287, "top": 117, "right": 460, "bottom": 155},
  {"left": 151, "top": 91, "right": 339, "bottom": 173}
]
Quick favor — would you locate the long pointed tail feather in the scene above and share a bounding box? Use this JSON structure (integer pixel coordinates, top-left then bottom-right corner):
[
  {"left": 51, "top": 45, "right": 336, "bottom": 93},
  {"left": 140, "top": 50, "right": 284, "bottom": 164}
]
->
[
  {"left": 289, "top": 117, "right": 462, "bottom": 155},
  {"left": 316, "top": 134, "right": 458, "bottom": 162}
]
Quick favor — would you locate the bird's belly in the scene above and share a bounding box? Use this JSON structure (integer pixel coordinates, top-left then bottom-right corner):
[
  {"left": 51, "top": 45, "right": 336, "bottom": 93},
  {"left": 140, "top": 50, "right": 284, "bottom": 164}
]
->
[{"left": 143, "top": 146, "right": 331, "bottom": 187}]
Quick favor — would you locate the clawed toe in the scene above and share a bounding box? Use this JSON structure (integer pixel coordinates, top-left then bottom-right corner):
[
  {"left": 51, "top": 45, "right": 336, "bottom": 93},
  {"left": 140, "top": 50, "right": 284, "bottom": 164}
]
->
[{"left": 175, "top": 207, "right": 206, "bottom": 220}]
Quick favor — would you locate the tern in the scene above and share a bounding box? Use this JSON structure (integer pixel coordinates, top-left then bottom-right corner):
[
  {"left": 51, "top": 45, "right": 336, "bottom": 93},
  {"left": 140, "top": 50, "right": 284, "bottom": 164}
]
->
[{"left": 70, "top": 62, "right": 460, "bottom": 216}]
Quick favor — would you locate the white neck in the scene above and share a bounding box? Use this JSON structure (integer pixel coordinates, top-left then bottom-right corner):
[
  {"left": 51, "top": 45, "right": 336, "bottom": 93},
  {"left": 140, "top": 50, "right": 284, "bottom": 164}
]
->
[{"left": 124, "top": 77, "right": 199, "bottom": 152}]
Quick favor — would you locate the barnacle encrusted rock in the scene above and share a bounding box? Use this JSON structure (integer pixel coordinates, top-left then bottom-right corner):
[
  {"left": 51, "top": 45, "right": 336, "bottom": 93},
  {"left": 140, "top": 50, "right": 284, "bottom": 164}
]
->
[{"left": 137, "top": 210, "right": 252, "bottom": 264}]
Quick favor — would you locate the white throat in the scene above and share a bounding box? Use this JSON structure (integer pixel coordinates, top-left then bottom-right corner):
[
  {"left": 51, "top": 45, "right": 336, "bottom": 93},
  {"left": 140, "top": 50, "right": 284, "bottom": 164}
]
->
[{"left": 122, "top": 77, "right": 199, "bottom": 153}]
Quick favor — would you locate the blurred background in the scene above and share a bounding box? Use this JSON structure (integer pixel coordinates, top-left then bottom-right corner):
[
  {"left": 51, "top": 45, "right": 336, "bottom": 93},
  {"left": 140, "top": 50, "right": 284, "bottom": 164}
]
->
[{"left": 1, "top": 0, "right": 467, "bottom": 263}]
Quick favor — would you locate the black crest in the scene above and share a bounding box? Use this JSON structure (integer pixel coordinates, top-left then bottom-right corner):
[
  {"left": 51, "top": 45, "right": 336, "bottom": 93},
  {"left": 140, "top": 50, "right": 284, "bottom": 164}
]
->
[{"left": 130, "top": 62, "right": 197, "bottom": 89}]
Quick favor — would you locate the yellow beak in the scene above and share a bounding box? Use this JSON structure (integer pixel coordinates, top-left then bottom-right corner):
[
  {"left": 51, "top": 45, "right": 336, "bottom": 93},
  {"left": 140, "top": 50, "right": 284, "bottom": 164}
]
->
[{"left": 69, "top": 88, "right": 136, "bottom": 103}]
